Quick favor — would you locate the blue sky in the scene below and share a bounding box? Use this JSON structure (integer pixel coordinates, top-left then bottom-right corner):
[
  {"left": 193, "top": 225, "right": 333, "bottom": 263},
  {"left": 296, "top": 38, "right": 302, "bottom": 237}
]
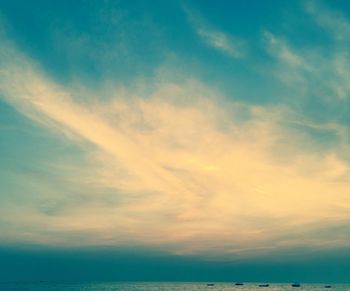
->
[{"left": 1, "top": 0, "right": 350, "bottom": 282}]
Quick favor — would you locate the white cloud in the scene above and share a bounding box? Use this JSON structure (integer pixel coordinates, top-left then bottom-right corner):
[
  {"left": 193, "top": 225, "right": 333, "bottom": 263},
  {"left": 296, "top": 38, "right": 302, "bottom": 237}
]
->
[
  {"left": 305, "top": 0, "right": 350, "bottom": 42},
  {"left": 263, "top": 31, "right": 305, "bottom": 68},
  {"left": 195, "top": 25, "right": 245, "bottom": 58},
  {"left": 263, "top": 26, "right": 350, "bottom": 103},
  {"left": 186, "top": 8, "right": 245, "bottom": 59},
  {"left": 0, "top": 29, "right": 350, "bottom": 257}
]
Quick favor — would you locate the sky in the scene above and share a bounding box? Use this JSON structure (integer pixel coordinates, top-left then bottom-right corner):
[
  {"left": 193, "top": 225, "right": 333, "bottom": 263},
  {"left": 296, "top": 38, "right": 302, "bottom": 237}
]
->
[{"left": 1, "top": 0, "right": 350, "bottom": 283}]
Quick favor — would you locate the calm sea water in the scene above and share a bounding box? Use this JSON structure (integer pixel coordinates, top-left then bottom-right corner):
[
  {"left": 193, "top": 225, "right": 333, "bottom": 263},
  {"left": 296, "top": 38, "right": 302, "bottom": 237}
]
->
[{"left": 0, "top": 282, "right": 349, "bottom": 291}]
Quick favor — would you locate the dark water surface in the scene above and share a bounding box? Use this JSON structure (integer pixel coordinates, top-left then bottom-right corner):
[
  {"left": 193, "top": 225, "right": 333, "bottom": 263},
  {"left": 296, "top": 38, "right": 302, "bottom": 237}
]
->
[{"left": 0, "top": 282, "right": 348, "bottom": 291}]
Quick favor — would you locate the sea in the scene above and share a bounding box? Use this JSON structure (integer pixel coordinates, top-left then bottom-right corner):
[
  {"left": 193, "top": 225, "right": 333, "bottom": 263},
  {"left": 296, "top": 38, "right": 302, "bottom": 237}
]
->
[{"left": 0, "top": 282, "right": 349, "bottom": 291}]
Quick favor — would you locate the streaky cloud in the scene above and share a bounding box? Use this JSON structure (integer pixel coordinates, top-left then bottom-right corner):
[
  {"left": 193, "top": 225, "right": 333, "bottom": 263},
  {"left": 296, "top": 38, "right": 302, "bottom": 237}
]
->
[
  {"left": 0, "top": 4, "right": 350, "bottom": 259},
  {"left": 185, "top": 6, "right": 246, "bottom": 59},
  {"left": 305, "top": 0, "right": 350, "bottom": 42}
]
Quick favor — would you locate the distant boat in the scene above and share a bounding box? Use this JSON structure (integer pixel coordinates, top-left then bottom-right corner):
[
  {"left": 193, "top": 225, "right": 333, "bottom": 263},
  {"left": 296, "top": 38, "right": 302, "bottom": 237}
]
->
[
  {"left": 291, "top": 283, "right": 301, "bottom": 287},
  {"left": 259, "top": 284, "right": 269, "bottom": 287},
  {"left": 235, "top": 282, "right": 244, "bottom": 286},
  {"left": 207, "top": 283, "right": 215, "bottom": 287},
  {"left": 324, "top": 286, "right": 332, "bottom": 289}
]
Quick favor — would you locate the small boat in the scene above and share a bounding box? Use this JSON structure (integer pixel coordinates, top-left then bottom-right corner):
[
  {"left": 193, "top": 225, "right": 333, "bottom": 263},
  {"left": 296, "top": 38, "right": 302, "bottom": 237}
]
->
[
  {"left": 259, "top": 284, "right": 269, "bottom": 287},
  {"left": 235, "top": 282, "right": 244, "bottom": 286},
  {"left": 207, "top": 283, "right": 215, "bottom": 287},
  {"left": 291, "top": 283, "right": 301, "bottom": 287},
  {"left": 324, "top": 286, "right": 332, "bottom": 289}
]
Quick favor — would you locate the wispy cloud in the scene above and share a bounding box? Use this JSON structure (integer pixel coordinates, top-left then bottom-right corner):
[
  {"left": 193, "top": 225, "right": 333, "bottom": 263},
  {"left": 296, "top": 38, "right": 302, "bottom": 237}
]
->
[
  {"left": 263, "top": 31, "right": 306, "bottom": 68},
  {"left": 305, "top": 0, "right": 350, "bottom": 42},
  {"left": 303, "top": 0, "right": 350, "bottom": 103},
  {"left": 185, "top": 7, "right": 245, "bottom": 59},
  {"left": 1, "top": 2, "right": 350, "bottom": 258},
  {"left": 195, "top": 25, "right": 245, "bottom": 58},
  {"left": 263, "top": 27, "right": 350, "bottom": 103},
  {"left": 1, "top": 30, "right": 350, "bottom": 257}
]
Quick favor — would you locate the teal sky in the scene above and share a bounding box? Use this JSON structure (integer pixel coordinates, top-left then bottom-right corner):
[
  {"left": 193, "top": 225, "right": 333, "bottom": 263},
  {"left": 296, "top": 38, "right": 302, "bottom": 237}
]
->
[{"left": 1, "top": 0, "right": 350, "bottom": 282}]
